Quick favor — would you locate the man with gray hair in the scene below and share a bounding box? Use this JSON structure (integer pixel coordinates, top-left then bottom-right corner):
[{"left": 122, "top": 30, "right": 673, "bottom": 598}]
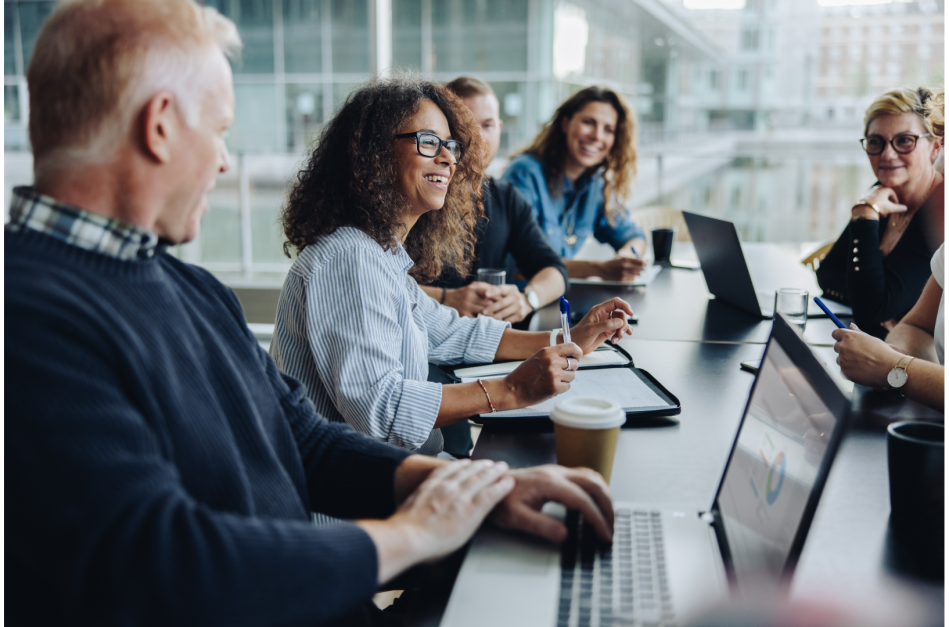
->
[{"left": 6, "top": 1, "right": 614, "bottom": 625}]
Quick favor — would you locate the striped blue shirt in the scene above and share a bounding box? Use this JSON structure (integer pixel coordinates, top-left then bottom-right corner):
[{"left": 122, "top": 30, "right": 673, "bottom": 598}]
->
[{"left": 270, "top": 227, "right": 509, "bottom": 451}]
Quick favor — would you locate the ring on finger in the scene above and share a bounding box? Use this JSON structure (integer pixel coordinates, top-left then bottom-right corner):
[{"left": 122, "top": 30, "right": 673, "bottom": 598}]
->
[{"left": 565, "top": 358, "right": 574, "bottom": 371}]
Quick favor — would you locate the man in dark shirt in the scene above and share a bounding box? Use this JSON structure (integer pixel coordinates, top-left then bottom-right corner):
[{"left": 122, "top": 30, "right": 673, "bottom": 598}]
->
[
  {"left": 6, "top": 2, "right": 614, "bottom": 624},
  {"left": 420, "top": 76, "right": 567, "bottom": 323}
]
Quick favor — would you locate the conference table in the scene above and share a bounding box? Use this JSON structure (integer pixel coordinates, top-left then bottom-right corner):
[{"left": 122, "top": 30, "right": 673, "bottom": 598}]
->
[{"left": 407, "top": 243, "right": 944, "bottom": 626}]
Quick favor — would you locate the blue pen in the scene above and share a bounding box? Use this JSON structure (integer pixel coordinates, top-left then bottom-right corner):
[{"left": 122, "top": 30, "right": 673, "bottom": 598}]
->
[
  {"left": 559, "top": 296, "right": 572, "bottom": 344},
  {"left": 813, "top": 297, "right": 846, "bottom": 328}
]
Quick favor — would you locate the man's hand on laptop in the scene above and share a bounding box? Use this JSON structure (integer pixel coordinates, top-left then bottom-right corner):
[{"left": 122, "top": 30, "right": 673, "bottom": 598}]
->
[
  {"left": 358, "top": 459, "right": 515, "bottom": 585},
  {"left": 489, "top": 465, "right": 614, "bottom": 543}
]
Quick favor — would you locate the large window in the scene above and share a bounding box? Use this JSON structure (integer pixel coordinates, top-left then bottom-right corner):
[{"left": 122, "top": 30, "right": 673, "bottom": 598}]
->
[{"left": 4, "top": 0, "right": 944, "bottom": 281}]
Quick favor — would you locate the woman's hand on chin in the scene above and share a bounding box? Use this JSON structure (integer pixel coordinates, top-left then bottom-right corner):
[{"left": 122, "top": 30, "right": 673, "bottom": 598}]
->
[
  {"left": 853, "top": 186, "right": 908, "bottom": 220},
  {"left": 570, "top": 298, "right": 634, "bottom": 354}
]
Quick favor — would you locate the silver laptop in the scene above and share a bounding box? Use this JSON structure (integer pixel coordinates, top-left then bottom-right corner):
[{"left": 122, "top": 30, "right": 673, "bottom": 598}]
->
[
  {"left": 682, "top": 212, "right": 851, "bottom": 319},
  {"left": 440, "top": 314, "right": 851, "bottom": 627}
]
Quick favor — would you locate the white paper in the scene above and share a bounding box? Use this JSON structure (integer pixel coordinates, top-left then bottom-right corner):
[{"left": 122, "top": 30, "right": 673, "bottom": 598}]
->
[
  {"left": 453, "top": 348, "right": 630, "bottom": 379},
  {"left": 462, "top": 368, "right": 668, "bottom": 418},
  {"left": 569, "top": 264, "right": 662, "bottom": 287}
]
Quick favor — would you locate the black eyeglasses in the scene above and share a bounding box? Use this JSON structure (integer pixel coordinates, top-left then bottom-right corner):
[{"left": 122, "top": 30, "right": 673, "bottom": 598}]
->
[
  {"left": 860, "top": 133, "right": 931, "bottom": 156},
  {"left": 395, "top": 131, "right": 464, "bottom": 163}
]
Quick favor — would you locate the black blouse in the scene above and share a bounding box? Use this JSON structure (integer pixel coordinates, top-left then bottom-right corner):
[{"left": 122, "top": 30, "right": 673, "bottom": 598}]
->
[
  {"left": 431, "top": 177, "right": 568, "bottom": 290},
  {"left": 816, "top": 210, "right": 937, "bottom": 339}
]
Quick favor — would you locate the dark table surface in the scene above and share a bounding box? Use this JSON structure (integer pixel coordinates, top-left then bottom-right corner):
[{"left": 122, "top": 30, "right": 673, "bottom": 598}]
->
[
  {"left": 531, "top": 263, "right": 848, "bottom": 346},
  {"left": 411, "top": 244, "right": 944, "bottom": 625}
]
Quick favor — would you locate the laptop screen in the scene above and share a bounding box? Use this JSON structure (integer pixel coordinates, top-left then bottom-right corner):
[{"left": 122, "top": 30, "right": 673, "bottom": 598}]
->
[{"left": 715, "top": 337, "right": 839, "bottom": 588}]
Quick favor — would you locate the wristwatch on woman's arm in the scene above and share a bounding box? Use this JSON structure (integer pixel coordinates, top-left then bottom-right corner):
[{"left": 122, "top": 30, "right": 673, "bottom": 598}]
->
[
  {"left": 887, "top": 355, "right": 915, "bottom": 390},
  {"left": 852, "top": 200, "right": 881, "bottom": 220}
]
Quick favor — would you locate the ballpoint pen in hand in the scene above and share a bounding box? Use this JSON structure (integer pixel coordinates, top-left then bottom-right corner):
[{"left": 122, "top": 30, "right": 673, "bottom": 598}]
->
[
  {"left": 559, "top": 296, "right": 572, "bottom": 344},
  {"left": 813, "top": 297, "right": 846, "bottom": 329}
]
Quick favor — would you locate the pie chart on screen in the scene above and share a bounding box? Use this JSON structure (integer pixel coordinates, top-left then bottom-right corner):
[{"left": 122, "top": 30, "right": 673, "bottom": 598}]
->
[{"left": 765, "top": 450, "right": 786, "bottom": 505}]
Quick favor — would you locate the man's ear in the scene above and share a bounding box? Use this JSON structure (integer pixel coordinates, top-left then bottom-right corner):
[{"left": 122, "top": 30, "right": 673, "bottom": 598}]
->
[{"left": 142, "top": 91, "right": 179, "bottom": 164}]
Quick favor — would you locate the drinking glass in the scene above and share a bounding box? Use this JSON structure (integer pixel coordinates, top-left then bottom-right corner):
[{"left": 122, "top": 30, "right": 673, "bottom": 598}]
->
[
  {"left": 774, "top": 288, "right": 808, "bottom": 333},
  {"left": 477, "top": 268, "right": 506, "bottom": 285}
]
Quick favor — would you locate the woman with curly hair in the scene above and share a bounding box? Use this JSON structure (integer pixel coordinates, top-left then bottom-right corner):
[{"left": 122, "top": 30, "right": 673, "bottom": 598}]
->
[
  {"left": 502, "top": 86, "right": 647, "bottom": 282},
  {"left": 271, "top": 76, "right": 634, "bottom": 455}
]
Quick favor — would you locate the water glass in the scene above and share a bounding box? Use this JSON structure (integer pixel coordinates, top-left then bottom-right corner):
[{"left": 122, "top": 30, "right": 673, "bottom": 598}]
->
[
  {"left": 477, "top": 268, "right": 506, "bottom": 286},
  {"left": 774, "top": 288, "right": 808, "bottom": 333}
]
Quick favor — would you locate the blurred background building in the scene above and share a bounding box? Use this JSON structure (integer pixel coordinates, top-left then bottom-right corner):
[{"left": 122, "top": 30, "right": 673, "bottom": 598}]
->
[
  {"left": 812, "top": 0, "right": 945, "bottom": 126},
  {"left": 4, "top": 0, "right": 944, "bottom": 282}
]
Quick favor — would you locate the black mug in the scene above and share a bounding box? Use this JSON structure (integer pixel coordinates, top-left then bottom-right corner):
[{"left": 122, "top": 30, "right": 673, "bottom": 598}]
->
[
  {"left": 887, "top": 421, "right": 944, "bottom": 534},
  {"left": 652, "top": 228, "right": 675, "bottom": 264}
]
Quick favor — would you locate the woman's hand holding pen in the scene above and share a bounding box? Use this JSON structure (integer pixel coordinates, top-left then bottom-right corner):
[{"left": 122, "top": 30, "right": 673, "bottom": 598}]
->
[
  {"left": 569, "top": 298, "right": 635, "bottom": 352},
  {"left": 594, "top": 256, "right": 646, "bottom": 281},
  {"left": 499, "top": 343, "right": 583, "bottom": 408}
]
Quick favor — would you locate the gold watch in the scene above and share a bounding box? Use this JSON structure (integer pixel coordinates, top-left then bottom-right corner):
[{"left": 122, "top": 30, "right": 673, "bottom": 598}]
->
[
  {"left": 886, "top": 355, "right": 914, "bottom": 390},
  {"left": 854, "top": 200, "right": 880, "bottom": 216}
]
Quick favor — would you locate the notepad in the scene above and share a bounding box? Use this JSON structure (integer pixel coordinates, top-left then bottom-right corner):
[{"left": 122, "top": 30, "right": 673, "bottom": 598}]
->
[
  {"left": 569, "top": 264, "right": 662, "bottom": 287},
  {"left": 461, "top": 368, "right": 668, "bottom": 418},
  {"left": 453, "top": 348, "right": 630, "bottom": 379}
]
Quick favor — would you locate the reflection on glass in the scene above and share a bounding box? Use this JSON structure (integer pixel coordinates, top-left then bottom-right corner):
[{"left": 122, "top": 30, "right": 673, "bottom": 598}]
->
[
  {"left": 285, "top": 83, "right": 322, "bottom": 152},
  {"left": 251, "top": 183, "right": 289, "bottom": 265},
  {"left": 331, "top": 0, "right": 368, "bottom": 73},
  {"left": 5, "top": 4, "right": 17, "bottom": 76},
  {"left": 656, "top": 157, "right": 876, "bottom": 243},
  {"left": 18, "top": 1, "right": 56, "bottom": 69},
  {"left": 5, "top": 85, "right": 20, "bottom": 123},
  {"left": 332, "top": 82, "right": 360, "bottom": 114},
  {"left": 207, "top": 0, "right": 274, "bottom": 74},
  {"left": 200, "top": 189, "right": 242, "bottom": 264},
  {"left": 283, "top": 0, "right": 322, "bottom": 73},
  {"left": 231, "top": 83, "right": 280, "bottom": 153},
  {"left": 431, "top": 0, "right": 528, "bottom": 73},
  {"left": 392, "top": 0, "right": 422, "bottom": 69}
]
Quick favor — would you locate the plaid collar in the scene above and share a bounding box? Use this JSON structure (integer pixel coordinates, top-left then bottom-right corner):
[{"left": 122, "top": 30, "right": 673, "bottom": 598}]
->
[{"left": 6, "top": 186, "right": 160, "bottom": 261}]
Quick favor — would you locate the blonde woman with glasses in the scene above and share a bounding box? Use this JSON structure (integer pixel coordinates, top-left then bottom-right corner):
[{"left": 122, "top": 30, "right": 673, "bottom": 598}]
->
[
  {"left": 817, "top": 87, "right": 944, "bottom": 339},
  {"left": 832, "top": 89, "right": 945, "bottom": 411}
]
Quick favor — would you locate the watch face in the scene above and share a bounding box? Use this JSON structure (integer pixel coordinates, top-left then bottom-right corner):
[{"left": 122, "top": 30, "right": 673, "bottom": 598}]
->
[
  {"left": 887, "top": 367, "right": 908, "bottom": 389},
  {"left": 526, "top": 290, "right": 540, "bottom": 309}
]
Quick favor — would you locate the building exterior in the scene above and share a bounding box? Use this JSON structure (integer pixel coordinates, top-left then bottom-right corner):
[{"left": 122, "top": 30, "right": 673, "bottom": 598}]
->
[
  {"left": 661, "top": 0, "right": 822, "bottom": 131},
  {"left": 812, "top": 0, "right": 945, "bottom": 127}
]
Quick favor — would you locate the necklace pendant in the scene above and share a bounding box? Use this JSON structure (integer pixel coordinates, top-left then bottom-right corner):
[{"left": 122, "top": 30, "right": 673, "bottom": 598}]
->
[{"left": 564, "top": 234, "right": 578, "bottom": 246}]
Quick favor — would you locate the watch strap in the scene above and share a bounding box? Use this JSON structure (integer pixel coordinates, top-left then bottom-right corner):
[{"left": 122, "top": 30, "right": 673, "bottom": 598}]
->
[{"left": 896, "top": 355, "right": 914, "bottom": 372}]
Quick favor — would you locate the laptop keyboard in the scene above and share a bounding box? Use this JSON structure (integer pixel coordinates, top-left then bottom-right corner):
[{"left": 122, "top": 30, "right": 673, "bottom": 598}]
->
[{"left": 558, "top": 508, "right": 675, "bottom": 627}]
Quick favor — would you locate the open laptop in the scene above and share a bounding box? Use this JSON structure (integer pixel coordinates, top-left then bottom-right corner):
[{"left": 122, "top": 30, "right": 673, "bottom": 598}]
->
[
  {"left": 682, "top": 211, "right": 851, "bottom": 319},
  {"left": 440, "top": 314, "right": 851, "bottom": 627}
]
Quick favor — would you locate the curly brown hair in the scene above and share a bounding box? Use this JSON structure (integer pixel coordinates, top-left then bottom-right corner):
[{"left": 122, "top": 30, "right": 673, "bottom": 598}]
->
[
  {"left": 280, "top": 74, "right": 486, "bottom": 284},
  {"left": 514, "top": 86, "right": 637, "bottom": 222}
]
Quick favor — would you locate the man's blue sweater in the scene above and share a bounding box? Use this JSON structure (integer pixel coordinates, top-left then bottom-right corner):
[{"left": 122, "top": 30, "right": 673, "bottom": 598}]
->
[{"left": 6, "top": 227, "right": 411, "bottom": 625}]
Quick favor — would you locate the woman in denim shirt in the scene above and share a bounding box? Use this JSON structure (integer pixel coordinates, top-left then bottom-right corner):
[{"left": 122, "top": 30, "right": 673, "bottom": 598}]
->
[{"left": 502, "top": 86, "right": 646, "bottom": 281}]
